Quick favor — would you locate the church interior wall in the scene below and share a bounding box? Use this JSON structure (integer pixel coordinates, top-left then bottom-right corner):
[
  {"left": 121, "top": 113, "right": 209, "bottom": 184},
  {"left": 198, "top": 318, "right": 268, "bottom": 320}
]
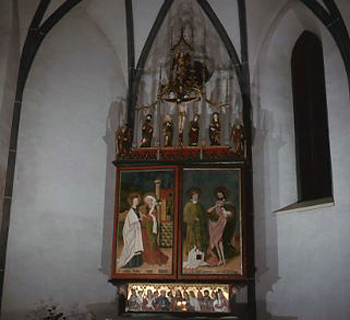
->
[
  {"left": 207, "top": 0, "right": 241, "bottom": 56},
  {"left": 250, "top": 1, "right": 350, "bottom": 319},
  {"left": 0, "top": 0, "right": 349, "bottom": 319},
  {"left": 133, "top": 0, "right": 164, "bottom": 64},
  {"left": 1, "top": 1, "right": 127, "bottom": 319}
]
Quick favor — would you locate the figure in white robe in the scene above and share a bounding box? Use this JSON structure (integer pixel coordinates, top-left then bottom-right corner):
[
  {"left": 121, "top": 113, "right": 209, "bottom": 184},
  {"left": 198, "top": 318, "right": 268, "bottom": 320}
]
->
[
  {"left": 213, "top": 291, "right": 228, "bottom": 312},
  {"left": 183, "top": 246, "right": 208, "bottom": 269},
  {"left": 117, "top": 195, "right": 144, "bottom": 269},
  {"left": 189, "top": 291, "right": 201, "bottom": 311}
]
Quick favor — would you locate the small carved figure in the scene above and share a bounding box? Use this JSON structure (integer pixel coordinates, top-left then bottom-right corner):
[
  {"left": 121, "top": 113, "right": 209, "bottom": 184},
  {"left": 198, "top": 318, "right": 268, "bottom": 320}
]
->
[
  {"left": 213, "top": 290, "right": 228, "bottom": 312},
  {"left": 209, "top": 112, "right": 221, "bottom": 146},
  {"left": 140, "top": 114, "right": 153, "bottom": 148},
  {"left": 202, "top": 290, "right": 214, "bottom": 312},
  {"left": 231, "top": 123, "right": 245, "bottom": 155},
  {"left": 163, "top": 114, "right": 174, "bottom": 147},
  {"left": 128, "top": 289, "right": 142, "bottom": 311},
  {"left": 173, "top": 290, "right": 184, "bottom": 312},
  {"left": 143, "top": 289, "right": 155, "bottom": 311},
  {"left": 229, "top": 287, "right": 238, "bottom": 312},
  {"left": 154, "top": 290, "right": 170, "bottom": 311},
  {"left": 116, "top": 124, "right": 131, "bottom": 156},
  {"left": 178, "top": 104, "right": 187, "bottom": 147},
  {"left": 167, "top": 291, "right": 175, "bottom": 311},
  {"left": 189, "top": 114, "right": 200, "bottom": 146}
]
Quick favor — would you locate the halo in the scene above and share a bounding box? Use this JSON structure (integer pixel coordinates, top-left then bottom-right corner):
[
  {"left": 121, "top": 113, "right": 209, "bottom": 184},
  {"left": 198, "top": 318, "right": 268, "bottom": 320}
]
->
[
  {"left": 186, "top": 187, "right": 202, "bottom": 199},
  {"left": 214, "top": 186, "right": 228, "bottom": 199},
  {"left": 127, "top": 193, "right": 141, "bottom": 206}
]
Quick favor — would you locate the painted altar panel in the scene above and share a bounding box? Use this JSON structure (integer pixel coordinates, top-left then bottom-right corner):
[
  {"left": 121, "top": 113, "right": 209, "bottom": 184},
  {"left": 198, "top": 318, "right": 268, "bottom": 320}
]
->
[
  {"left": 180, "top": 167, "right": 244, "bottom": 279},
  {"left": 112, "top": 166, "right": 178, "bottom": 279}
]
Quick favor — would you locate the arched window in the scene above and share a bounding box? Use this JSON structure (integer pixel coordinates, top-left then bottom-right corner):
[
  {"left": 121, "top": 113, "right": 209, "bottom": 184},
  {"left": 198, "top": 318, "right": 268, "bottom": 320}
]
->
[{"left": 291, "top": 31, "right": 332, "bottom": 202}]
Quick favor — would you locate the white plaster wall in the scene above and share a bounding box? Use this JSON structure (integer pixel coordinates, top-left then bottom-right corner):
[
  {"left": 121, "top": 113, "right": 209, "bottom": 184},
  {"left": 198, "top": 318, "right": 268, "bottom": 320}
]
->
[
  {"left": 85, "top": 0, "right": 128, "bottom": 86},
  {"left": 1, "top": 2, "right": 127, "bottom": 319},
  {"left": 246, "top": 0, "right": 285, "bottom": 74},
  {"left": 133, "top": 0, "right": 164, "bottom": 64},
  {"left": 250, "top": 0, "right": 350, "bottom": 319},
  {"left": 208, "top": 0, "right": 241, "bottom": 56}
]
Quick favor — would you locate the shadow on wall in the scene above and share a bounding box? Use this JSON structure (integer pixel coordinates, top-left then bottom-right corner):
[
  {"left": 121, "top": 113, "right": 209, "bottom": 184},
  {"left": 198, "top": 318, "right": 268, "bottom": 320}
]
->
[
  {"left": 252, "top": 5, "right": 294, "bottom": 320},
  {"left": 253, "top": 99, "right": 282, "bottom": 320},
  {"left": 100, "top": 98, "right": 127, "bottom": 277},
  {"left": 250, "top": 1, "right": 322, "bottom": 319},
  {"left": 26, "top": 96, "right": 126, "bottom": 319}
]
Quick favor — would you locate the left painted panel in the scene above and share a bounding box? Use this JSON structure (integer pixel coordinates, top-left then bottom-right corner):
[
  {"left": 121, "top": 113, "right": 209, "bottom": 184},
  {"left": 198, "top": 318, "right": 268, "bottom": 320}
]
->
[{"left": 112, "top": 166, "right": 178, "bottom": 280}]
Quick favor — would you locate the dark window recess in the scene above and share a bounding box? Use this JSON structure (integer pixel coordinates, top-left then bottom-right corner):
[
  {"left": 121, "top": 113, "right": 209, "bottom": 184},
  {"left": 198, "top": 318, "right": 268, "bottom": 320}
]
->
[{"left": 291, "top": 31, "right": 332, "bottom": 202}]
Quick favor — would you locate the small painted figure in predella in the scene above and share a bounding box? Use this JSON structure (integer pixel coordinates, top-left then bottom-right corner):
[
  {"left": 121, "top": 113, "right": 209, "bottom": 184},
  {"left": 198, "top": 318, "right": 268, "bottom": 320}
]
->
[
  {"left": 116, "top": 124, "right": 131, "bottom": 156},
  {"left": 209, "top": 112, "right": 221, "bottom": 146},
  {"left": 189, "top": 114, "right": 200, "bottom": 146},
  {"left": 231, "top": 123, "right": 245, "bottom": 156},
  {"left": 140, "top": 114, "right": 153, "bottom": 148},
  {"left": 163, "top": 114, "right": 174, "bottom": 147}
]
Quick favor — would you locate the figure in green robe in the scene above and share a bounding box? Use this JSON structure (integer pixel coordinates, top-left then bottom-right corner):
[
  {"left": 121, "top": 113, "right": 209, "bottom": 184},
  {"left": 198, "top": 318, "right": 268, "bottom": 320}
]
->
[{"left": 183, "top": 187, "right": 208, "bottom": 256}]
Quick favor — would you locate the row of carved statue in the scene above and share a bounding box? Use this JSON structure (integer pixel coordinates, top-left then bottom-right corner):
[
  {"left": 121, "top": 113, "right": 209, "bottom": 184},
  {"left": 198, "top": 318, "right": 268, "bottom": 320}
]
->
[{"left": 116, "top": 113, "right": 245, "bottom": 156}]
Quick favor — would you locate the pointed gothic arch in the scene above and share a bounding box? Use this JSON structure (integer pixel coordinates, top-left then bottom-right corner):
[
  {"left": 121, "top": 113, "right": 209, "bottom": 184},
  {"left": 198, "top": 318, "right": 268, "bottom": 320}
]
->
[{"left": 291, "top": 31, "right": 333, "bottom": 202}]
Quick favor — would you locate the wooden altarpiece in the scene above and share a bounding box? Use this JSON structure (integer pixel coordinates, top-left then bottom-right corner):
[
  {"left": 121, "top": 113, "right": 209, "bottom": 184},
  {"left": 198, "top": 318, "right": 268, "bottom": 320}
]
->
[{"left": 110, "top": 24, "right": 255, "bottom": 320}]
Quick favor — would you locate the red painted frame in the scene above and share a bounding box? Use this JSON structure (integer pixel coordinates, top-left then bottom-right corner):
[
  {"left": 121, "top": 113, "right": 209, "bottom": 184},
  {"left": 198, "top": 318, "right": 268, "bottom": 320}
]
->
[
  {"left": 111, "top": 165, "right": 179, "bottom": 280},
  {"left": 177, "top": 165, "right": 247, "bottom": 281},
  {"left": 111, "top": 164, "right": 247, "bottom": 282}
]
